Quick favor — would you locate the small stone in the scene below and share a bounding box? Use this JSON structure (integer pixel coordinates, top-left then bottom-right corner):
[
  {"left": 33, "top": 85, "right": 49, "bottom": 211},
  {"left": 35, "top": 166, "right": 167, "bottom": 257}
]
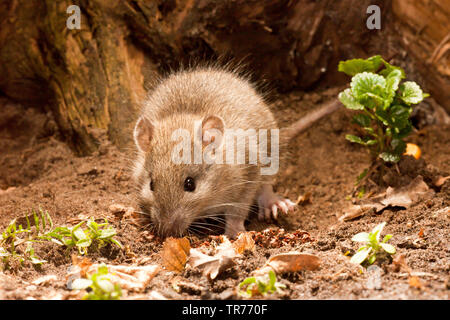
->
[{"left": 366, "top": 265, "right": 383, "bottom": 290}]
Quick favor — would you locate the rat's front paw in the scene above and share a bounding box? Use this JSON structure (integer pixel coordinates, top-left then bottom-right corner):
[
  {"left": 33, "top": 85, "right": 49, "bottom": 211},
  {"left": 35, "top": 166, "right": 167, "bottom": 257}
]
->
[{"left": 257, "top": 185, "right": 296, "bottom": 222}]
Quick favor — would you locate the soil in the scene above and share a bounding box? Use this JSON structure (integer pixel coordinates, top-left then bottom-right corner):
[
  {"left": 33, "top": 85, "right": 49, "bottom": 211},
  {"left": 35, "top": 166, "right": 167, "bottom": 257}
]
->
[{"left": 0, "top": 89, "right": 449, "bottom": 300}]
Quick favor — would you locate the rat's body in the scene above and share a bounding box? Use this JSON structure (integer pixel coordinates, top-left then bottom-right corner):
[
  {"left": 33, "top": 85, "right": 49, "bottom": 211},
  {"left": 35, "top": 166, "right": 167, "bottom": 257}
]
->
[{"left": 132, "top": 67, "right": 340, "bottom": 238}]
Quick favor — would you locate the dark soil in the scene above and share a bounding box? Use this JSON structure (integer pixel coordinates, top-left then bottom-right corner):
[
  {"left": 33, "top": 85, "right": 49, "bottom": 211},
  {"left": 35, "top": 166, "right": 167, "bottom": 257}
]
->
[{"left": 0, "top": 90, "right": 449, "bottom": 300}]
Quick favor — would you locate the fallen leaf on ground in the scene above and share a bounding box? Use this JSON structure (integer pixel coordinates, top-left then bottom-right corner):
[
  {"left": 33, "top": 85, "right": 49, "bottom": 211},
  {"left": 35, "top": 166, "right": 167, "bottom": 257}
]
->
[
  {"left": 296, "top": 192, "right": 312, "bottom": 205},
  {"left": 409, "top": 276, "right": 422, "bottom": 289},
  {"left": 187, "top": 236, "right": 237, "bottom": 279},
  {"left": 32, "top": 275, "right": 58, "bottom": 286},
  {"left": 340, "top": 176, "right": 433, "bottom": 221},
  {"left": 255, "top": 252, "right": 320, "bottom": 276},
  {"left": 434, "top": 175, "right": 450, "bottom": 187},
  {"left": 233, "top": 232, "right": 255, "bottom": 254},
  {"left": 109, "top": 204, "right": 140, "bottom": 224},
  {"left": 161, "top": 237, "right": 191, "bottom": 272},
  {"left": 68, "top": 259, "right": 160, "bottom": 292}
]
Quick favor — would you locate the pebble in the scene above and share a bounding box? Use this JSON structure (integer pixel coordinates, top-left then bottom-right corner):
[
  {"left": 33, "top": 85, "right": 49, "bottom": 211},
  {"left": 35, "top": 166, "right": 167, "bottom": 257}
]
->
[{"left": 366, "top": 265, "right": 383, "bottom": 290}]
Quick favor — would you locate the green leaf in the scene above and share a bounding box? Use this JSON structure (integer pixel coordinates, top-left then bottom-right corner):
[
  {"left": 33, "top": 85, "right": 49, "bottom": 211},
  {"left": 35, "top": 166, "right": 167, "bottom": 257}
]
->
[
  {"left": 71, "top": 278, "right": 93, "bottom": 290},
  {"left": 395, "top": 122, "right": 412, "bottom": 139},
  {"left": 379, "top": 152, "right": 401, "bottom": 163},
  {"left": 350, "top": 247, "right": 371, "bottom": 264},
  {"left": 351, "top": 72, "right": 386, "bottom": 100},
  {"left": 352, "top": 114, "right": 371, "bottom": 127},
  {"left": 98, "top": 228, "right": 116, "bottom": 239},
  {"left": 338, "top": 89, "right": 365, "bottom": 110},
  {"left": 338, "top": 56, "right": 382, "bottom": 76},
  {"left": 389, "top": 105, "right": 411, "bottom": 129},
  {"left": 73, "top": 228, "right": 87, "bottom": 241},
  {"left": 380, "top": 243, "right": 396, "bottom": 254},
  {"left": 382, "top": 234, "right": 393, "bottom": 243},
  {"left": 379, "top": 60, "right": 406, "bottom": 78},
  {"left": 367, "top": 254, "right": 377, "bottom": 265},
  {"left": 384, "top": 69, "right": 403, "bottom": 107},
  {"left": 371, "top": 222, "right": 386, "bottom": 242},
  {"left": 345, "top": 134, "right": 365, "bottom": 145},
  {"left": 352, "top": 232, "right": 370, "bottom": 242},
  {"left": 399, "top": 81, "right": 426, "bottom": 105},
  {"left": 391, "top": 138, "right": 406, "bottom": 154}
]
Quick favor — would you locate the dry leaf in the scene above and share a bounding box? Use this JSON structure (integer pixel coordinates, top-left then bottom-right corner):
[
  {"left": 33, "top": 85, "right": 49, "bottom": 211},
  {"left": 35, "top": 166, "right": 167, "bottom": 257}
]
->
[
  {"left": 68, "top": 259, "right": 160, "bottom": 293},
  {"left": 434, "top": 175, "right": 450, "bottom": 187},
  {"left": 418, "top": 228, "right": 425, "bottom": 238},
  {"left": 161, "top": 237, "right": 191, "bottom": 272},
  {"left": 296, "top": 192, "right": 312, "bottom": 205},
  {"left": 232, "top": 232, "right": 255, "bottom": 254},
  {"left": 32, "top": 275, "right": 58, "bottom": 286},
  {"left": 341, "top": 176, "right": 433, "bottom": 221},
  {"left": 188, "top": 236, "right": 237, "bottom": 279},
  {"left": 409, "top": 276, "right": 422, "bottom": 289},
  {"left": 265, "top": 252, "right": 320, "bottom": 274},
  {"left": 92, "top": 264, "right": 160, "bottom": 292}
]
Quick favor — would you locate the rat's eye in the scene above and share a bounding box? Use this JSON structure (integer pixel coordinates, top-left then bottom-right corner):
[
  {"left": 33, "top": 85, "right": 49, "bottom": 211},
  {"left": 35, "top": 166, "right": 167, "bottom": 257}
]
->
[
  {"left": 184, "top": 177, "right": 196, "bottom": 192},
  {"left": 149, "top": 179, "right": 154, "bottom": 191}
]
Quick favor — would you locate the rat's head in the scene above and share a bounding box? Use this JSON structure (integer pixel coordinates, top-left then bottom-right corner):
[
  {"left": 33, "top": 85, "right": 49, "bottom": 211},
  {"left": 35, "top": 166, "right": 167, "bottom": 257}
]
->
[{"left": 132, "top": 113, "right": 237, "bottom": 237}]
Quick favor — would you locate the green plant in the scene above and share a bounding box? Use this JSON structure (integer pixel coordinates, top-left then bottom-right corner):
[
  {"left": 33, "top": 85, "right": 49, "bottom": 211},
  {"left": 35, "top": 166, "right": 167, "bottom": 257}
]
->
[
  {"left": 71, "top": 264, "right": 122, "bottom": 300},
  {"left": 0, "top": 208, "right": 52, "bottom": 267},
  {"left": 338, "top": 55, "right": 428, "bottom": 163},
  {"left": 238, "top": 269, "right": 286, "bottom": 297},
  {"left": 44, "top": 218, "right": 122, "bottom": 255},
  {"left": 350, "top": 222, "right": 396, "bottom": 265}
]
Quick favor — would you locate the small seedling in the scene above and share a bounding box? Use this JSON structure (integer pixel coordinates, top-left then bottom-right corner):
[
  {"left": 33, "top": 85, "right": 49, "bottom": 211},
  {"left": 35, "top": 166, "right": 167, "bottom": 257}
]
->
[
  {"left": 338, "top": 55, "right": 428, "bottom": 163},
  {"left": 44, "top": 218, "right": 122, "bottom": 255},
  {"left": 71, "top": 264, "right": 122, "bottom": 300},
  {"left": 0, "top": 208, "right": 52, "bottom": 267},
  {"left": 350, "top": 222, "right": 396, "bottom": 265},
  {"left": 238, "top": 269, "right": 286, "bottom": 297}
]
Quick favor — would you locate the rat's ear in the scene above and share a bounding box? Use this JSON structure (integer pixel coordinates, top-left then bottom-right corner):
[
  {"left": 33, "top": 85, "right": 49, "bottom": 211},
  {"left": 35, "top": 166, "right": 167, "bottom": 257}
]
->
[
  {"left": 201, "top": 115, "right": 225, "bottom": 148},
  {"left": 134, "top": 116, "right": 154, "bottom": 152}
]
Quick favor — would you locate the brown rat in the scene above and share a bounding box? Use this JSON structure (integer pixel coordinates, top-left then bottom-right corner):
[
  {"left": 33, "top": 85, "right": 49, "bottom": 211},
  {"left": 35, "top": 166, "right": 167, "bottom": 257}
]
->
[{"left": 132, "top": 66, "right": 340, "bottom": 238}]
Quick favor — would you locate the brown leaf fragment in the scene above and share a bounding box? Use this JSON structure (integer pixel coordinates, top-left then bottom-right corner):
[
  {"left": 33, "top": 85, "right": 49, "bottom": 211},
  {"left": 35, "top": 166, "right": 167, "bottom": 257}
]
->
[
  {"left": 341, "top": 176, "right": 433, "bottom": 221},
  {"left": 31, "top": 275, "right": 58, "bottom": 286},
  {"left": 232, "top": 232, "right": 255, "bottom": 254},
  {"left": 161, "top": 237, "right": 191, "bottom": 273},
  {"left": 187, "top": 236, "right": 237, "bottom": 279},
  {"left": 93, "top": 264, "right": 160, "bottom": 292},
  {"left": 265, "top": 252, "right": 320, "bottom": 274},
  {"left": 434, "top": 175, "right": 450, "bottom": 187},
  {"left": 296, "top": 192, "right": 312, "bottom": 205},
  {"left": 409, "top": 276, "right": 422, "bottom": 289}
]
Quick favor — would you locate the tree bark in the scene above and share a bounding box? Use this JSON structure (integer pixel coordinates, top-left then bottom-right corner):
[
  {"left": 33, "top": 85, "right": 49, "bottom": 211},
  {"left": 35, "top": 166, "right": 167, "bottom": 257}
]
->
[{"left": 0, "top": 0, "right": 447, "bottom": 155}]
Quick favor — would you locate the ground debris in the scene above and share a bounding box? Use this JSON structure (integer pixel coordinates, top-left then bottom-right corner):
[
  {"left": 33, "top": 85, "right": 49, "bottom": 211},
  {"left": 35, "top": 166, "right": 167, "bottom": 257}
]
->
[
  {"left": 340, "top": 175, "right": 434, "bottom": 221},
  {"left": 161, "top": 237, "right": 191, "bottom": 273},
  {"left": 187, "top": 236, "right": 237, "bottom": 280}
]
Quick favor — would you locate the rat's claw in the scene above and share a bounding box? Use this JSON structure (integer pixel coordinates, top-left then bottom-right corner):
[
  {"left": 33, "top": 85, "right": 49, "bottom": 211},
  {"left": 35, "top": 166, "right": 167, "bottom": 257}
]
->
[
  {"left": 277, "top": 201, "right": 289, "bottom": 214},
  {"left": 257, "top": 185, "right": 297, "bottom": 221},
  {"left": 271, "top": 204, "right": 279, "bottom": 220}
]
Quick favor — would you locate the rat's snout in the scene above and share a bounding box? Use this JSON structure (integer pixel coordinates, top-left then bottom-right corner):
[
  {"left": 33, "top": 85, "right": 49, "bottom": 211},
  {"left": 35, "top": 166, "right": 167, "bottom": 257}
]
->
[{"left": 158, "top": 209, "right": 191, "bottom": 238}]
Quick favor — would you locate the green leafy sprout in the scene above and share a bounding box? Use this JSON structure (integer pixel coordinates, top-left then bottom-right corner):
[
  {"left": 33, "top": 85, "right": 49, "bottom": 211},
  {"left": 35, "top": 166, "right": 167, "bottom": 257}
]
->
[
  {"left": 238, "top": 269, "right": 286, "bottom": 298},
  {"left": 0, "top": 208, "right": 52, "bottom": 267},
  {"left": 71, "top": 264, "right": 122, "bottom": 300},
  {"left": 350, "top": 222, "right": 396, "bottom": 265},
  {"left": 44, "top": 218, "right": 122, "bottom": 255},
  {"left": 0, "top": 208, "right": 122, "bottom": 269},
  {"left": 338, "top": 55, "right": 429, "bottom": 163}
]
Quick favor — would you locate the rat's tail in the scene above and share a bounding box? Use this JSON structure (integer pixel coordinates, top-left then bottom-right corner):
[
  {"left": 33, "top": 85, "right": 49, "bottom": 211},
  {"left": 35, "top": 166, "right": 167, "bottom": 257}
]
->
[{"left": 280, "top": 99, "right": 342, "bottom": 143}]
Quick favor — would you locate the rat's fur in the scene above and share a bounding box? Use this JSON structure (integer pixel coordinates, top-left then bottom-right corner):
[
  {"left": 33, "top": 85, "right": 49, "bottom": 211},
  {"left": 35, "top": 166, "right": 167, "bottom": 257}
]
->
[{"left": 132, "top": 66, "right": 337, "bottom": 237}]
